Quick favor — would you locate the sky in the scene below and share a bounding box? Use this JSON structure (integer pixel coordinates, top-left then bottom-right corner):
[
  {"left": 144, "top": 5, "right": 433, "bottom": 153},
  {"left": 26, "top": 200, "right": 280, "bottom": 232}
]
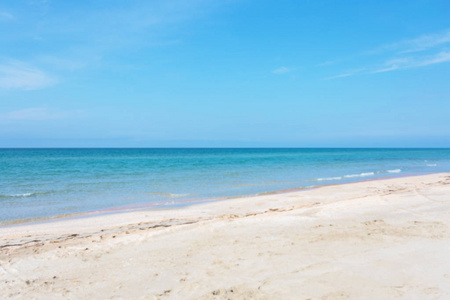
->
[{"left": 0, "top": 0, "right": 450, "bottom": 148}]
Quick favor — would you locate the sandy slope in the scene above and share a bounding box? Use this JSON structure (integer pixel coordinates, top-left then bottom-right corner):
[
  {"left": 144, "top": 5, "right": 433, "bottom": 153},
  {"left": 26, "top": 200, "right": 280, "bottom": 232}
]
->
[{"left": 1, "top": 173, "right": 450, "bottom": 299}]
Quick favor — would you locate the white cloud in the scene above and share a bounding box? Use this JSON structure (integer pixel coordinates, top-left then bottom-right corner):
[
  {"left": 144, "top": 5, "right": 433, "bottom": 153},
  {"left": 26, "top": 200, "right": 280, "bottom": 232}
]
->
[
  {"left": 371, "top": 65, "right": 399, "bottom": 74},
  {"left": 318, "top": 61, "right": 335, "bottom": 66},
  {"left": 392, "top": 30, "right": 450, "bottom": 54},
  {"left": 0, "top": 62, "right": 56, "bottom": 90},
  {"left": 367, "top": 29, "right": 450, "bottom": 55},
  {"left": 0, "top": 107, "right": 85, "bottom": 121},
  {"left": 272, "top": 66, "right": 291, "bottom": 74},
  {"left": 324, "top": 73, "right": 354, "bottom": 80},
  {"left": 26, "top": 0, "right": 230, "bottom": 52},
  {"left": 415, "top": 51, "right": 450, "bottom": 66},
  {"left": 372, "top": 51, "right": 450, "bottom": 73},
  {"left": 324, "top": 68, "right": 365, "bottom": 80},
  {"left": 0, "top": 11, "right": 14, "bottom": 21},
  {"left": 328, "top": 29, "right": 450, "bottom": 79}
]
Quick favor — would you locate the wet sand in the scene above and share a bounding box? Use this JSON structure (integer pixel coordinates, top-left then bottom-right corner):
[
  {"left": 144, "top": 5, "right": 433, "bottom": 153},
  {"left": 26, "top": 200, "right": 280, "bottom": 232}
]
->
[{"left": 1, "top": 173, "right": 450, "bottom": 299}]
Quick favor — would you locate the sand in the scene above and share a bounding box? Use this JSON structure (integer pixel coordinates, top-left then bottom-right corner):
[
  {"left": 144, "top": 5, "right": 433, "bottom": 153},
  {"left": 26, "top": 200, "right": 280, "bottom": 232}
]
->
[{"left": 1, "top": 173, "right": 450, "bottom": 299}]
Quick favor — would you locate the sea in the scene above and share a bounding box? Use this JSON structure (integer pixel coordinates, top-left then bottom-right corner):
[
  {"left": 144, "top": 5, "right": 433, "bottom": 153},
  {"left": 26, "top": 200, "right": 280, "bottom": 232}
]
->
[{"left": 1, "top": 148, "right": 450, "bottom": 224}]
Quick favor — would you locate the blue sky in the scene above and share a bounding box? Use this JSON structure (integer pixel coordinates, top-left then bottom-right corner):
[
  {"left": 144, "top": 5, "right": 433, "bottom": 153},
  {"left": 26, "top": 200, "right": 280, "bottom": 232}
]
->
[{"left": 1, "top": 0, "right": 449, "bottom": 147}]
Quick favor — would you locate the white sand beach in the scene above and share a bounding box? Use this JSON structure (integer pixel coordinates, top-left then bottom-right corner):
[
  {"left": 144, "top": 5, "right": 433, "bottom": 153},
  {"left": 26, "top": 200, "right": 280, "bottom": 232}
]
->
[{"left": 1, "top": 173, "right": 450, "bottom": 299}]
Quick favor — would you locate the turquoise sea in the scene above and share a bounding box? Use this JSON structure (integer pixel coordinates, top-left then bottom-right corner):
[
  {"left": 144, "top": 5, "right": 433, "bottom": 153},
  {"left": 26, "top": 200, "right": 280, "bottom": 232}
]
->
[{"left": 1, "top": 148, "right": 450, "bottom": 224}]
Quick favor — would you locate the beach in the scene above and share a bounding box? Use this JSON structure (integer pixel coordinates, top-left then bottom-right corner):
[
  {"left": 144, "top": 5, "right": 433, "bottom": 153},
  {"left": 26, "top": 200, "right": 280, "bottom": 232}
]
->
[
  {"left": 3, "top": 0, "right": 450, "bottom": 298},
  {"left": 1, "top": 173, "right": 450, "bottom": 299}
]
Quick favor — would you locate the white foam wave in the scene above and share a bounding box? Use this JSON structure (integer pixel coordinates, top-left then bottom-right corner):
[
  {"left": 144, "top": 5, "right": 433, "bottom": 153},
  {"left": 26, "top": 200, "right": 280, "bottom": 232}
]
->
[
  {"left": 10, "top": 193, "right": 34, "bottom": 197},
  {"left": 148, "top": 192, "right": 191, "bottom": 198},
  {"left": 343, "top": 174, "right": 359, "bottom": 178},
  {"left": 360, "top": 172, "right": 374, "bottom": 176},
  {"left": 316, "top": 176, "right": 342, "bottom": 181},
  {"left": 317, "top": 169, "right": 404, "bottom": 183},
  {"left": 343, "top": 172, "right": 374, "bottom": 178},
  {"left": 427, "top": 164, "right": 437, "bottom": 167}
]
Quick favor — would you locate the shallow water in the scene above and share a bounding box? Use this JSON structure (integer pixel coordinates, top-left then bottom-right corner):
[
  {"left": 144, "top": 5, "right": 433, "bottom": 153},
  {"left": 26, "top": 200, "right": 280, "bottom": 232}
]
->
[{"left": 1, "top": 148, "right": 449, "bottom": 223}]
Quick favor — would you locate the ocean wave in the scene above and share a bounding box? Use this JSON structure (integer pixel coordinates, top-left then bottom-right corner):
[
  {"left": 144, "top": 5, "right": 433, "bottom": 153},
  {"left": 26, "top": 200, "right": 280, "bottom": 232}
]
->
[
  {"left": 318, "top": 169, "right": 401, "bottom": 182},
  {"left": 148, "top": 192, "right": 191, "bottom": 198},
  {"left": 361, "top": 172, "right": 375, "bottom": 176},
  {"left": 427, "top": 164, "right": 437, "bottom": 167},
  {"left": 316, "top": 176, "right": 342, "bottom": 181},
  {"left": 343, "top": 172, "right": 375, "bottom": 178},
  {"left": 0, "top": 192, "right": 36, "bottom": 198},
  {"left": 343, "top": 174, "right": 359, "bottom": 178},
  {"left": 0, "top": 190, "right": 69, "bottom": 199}
]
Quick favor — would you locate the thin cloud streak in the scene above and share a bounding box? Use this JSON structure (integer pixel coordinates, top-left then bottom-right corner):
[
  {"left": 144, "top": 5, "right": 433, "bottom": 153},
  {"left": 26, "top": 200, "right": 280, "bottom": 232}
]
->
[
  {"left": 371, "top": 65, "right": 399, "bottom": 74},
  {"left": 324, "top": 69, "right": 365, "bottom": 80},
  {"left": 390, "top": 30, "right": 450, "bottom": 54},
  {"left": 0, "top": 61, "right": 56, "bottom": 90},
  {"left": 367, "top": 29, "right": 450, "bottom": 55},
  {"left": 28, "top": 0, "right": 229, "bottom": 51},
  {"left": 324, "top": 73, "right": 354, "bottom": 80},
  {"left": 272, "top": 66, "right": 291, "bottom": 74},
  {"left": 318, "top": 61, "right": 335, "bottom": 66},
  {"left": 0, "top": 0, "right": 231, "bottom": 87},
  {"left": 328, "top": 29, "right": 450, "bottom": 79},
  {"left": 0, "top": 11, "right": 14, "bottom": 21},
  {"left": 415, "top": 51, "right": 450, "bottom": 66},
  {"left": 372, "top": 51, "right": 450, "bottom": 73}
]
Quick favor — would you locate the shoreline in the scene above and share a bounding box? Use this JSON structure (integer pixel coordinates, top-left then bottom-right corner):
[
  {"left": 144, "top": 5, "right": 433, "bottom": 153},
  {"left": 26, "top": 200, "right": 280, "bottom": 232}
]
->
[
  {"left": 1, "top": 172, "right": 450, "bottom": 299},
  {"left": 1, "top": 172, "right": 447, "bottom": 243},
  {"left": 0, "top": 171, "right": 432, "bottom": 228}
]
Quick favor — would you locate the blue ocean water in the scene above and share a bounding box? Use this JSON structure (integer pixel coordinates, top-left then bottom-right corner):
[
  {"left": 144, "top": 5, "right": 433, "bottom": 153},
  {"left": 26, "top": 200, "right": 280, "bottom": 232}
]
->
[{"left": 1, "top": 148, "right": 450, "bottom": 224}]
